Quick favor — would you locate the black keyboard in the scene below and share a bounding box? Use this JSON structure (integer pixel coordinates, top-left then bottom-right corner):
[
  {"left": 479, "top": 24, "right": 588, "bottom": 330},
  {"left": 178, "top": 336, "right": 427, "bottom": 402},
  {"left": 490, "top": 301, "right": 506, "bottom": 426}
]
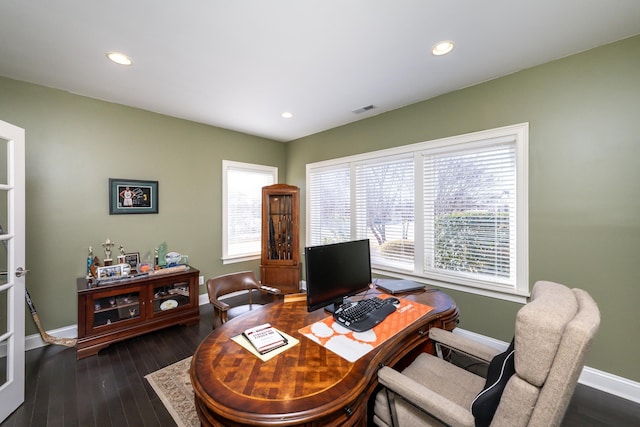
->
[{"left": 333, "top": 297, "right": 397, "bottom": 332}]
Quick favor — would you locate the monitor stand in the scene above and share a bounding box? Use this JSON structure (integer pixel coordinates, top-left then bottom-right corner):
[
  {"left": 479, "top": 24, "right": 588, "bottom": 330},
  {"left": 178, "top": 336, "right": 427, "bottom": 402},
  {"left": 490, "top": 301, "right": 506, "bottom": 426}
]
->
[{"left": 324, "top": 297, "right": 352, "bottom": 314}]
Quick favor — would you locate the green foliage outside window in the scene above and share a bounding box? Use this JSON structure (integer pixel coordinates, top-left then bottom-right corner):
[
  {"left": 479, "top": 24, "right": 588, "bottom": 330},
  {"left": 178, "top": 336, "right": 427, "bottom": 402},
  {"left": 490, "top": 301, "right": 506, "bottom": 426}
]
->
[
  {"left": 378, "top": 212, "right": 510, "bottom": 278},
  {"left": 379, "top": 239, "right": 414, "bottom": 263},
  {"left": 435, "top": 211, "right": 510, "bottom": 277}
]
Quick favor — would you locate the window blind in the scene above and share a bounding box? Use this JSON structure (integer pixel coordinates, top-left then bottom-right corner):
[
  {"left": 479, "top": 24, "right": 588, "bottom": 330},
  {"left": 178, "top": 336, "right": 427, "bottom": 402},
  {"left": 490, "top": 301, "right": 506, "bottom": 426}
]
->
[
  {"left": 308, "top": 165, "right": 351, "bottom": 246},
  {"left": 354, "top": 156, "right": 415, "bottom": 270},
  {"left": 226, "top": 166, "right": 275, "bottom": 257},
  {"left": 423, "top": 141, "right": 517, "bottom": 286}
]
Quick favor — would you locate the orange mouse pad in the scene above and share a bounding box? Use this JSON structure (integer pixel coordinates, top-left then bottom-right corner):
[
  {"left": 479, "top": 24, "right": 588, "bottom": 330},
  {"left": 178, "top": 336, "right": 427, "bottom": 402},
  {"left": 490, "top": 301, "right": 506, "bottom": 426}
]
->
[{"left": 299, "top": 296, "right": 433, "bottom": 362}]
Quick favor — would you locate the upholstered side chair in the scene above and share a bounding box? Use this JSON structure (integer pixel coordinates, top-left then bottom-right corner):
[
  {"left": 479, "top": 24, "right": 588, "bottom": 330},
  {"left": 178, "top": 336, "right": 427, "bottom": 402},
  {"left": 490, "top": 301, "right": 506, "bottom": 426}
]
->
[
  {"left": 373, "top": 280, "right": 600, "bottom": 427},
  {"left": 206, "top": 271, "right": 281, "bottom": 328}
]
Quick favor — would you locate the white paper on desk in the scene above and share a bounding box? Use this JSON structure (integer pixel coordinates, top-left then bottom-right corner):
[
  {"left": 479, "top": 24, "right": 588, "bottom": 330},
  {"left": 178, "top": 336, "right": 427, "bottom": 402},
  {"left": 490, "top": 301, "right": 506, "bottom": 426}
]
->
[
  {"left": 323, "top": 334, "right": 374, "bottom": 363},
  {"left": 302, "top": 321, "right": 376, "bottom": 363},
  {"left": 232, "top": 330, "right": 299, "bottom": 362}
]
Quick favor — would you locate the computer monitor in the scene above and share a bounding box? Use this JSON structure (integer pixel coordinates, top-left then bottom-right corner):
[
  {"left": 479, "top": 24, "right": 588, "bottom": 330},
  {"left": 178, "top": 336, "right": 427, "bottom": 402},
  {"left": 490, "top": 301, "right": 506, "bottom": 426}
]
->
[{"left": 305, "top": 239, "right": 372, "bottom": 313}]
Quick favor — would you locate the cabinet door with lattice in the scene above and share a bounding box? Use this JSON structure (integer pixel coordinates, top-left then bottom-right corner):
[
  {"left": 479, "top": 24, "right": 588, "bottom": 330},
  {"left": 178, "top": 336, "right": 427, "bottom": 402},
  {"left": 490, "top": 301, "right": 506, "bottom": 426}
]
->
[{"left": 260, "top": 184, "right": 300, "bottom": 293}]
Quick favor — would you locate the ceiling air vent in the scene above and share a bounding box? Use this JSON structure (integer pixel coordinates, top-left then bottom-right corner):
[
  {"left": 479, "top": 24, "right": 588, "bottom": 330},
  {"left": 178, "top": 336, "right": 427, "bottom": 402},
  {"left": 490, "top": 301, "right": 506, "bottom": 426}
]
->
[{"left": 352, "top": 104, "right": 376, "bottom": 114}]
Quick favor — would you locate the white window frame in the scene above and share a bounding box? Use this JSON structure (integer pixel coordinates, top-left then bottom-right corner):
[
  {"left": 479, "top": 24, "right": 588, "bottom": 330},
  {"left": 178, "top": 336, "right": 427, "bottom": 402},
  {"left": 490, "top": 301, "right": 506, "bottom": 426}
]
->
[
  {"left": 306, "top": 123, "right": 529, "bottom": 303},
  {"left": 222, "top": 160, "right": 277, "bottom": 264}
]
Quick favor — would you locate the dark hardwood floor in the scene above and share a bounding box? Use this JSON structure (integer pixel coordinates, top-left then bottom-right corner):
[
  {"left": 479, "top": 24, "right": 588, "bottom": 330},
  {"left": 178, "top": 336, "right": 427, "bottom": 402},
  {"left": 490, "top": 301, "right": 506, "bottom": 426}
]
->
[{"left": 3, "top": 302, "right": 639, "bottom": 426}]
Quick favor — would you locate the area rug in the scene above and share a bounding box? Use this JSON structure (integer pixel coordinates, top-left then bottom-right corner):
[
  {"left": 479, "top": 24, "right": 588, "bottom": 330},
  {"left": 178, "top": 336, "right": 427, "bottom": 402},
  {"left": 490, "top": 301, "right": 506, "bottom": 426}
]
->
[{"left": 145, "top": 356, "right": 198, "bottom": 427}]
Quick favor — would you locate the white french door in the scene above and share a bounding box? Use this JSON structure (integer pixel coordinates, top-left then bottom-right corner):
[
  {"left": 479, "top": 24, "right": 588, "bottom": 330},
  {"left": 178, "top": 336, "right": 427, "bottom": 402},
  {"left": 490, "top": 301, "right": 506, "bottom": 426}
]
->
[{"left": 0, "top": 119, "right": 26, "bottom": 422}]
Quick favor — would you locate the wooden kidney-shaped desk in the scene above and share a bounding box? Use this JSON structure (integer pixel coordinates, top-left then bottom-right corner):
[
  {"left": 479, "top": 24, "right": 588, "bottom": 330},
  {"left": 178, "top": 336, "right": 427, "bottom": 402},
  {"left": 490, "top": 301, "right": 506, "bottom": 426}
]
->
[{"left": 190, "top": 289, "right": 458, "bottom": 427}]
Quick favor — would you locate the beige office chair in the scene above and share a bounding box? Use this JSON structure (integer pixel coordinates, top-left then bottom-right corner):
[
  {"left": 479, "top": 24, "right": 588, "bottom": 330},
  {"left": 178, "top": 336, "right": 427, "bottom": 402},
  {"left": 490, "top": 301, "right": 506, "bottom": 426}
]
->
[
  {"left": 373, "top": 281, "right": 600, "bottom": 427},
  {"left": 206, "top": 271, "right": 281, "bottom": 328}
]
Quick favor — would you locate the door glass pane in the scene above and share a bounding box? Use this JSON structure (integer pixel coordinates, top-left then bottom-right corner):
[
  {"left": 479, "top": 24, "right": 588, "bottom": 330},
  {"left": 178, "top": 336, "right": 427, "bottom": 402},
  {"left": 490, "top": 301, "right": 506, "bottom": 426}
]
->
[
  {"left": 0, "top": 188, "right": 7, "bottom": 261},
  {"left": 0, "top": 343, "right": 7, "bottom": 388},
  {"left": 266, "top": 194, "right": 294, "bottom": 261},
  {"left": 0, "top": 288, "right": 7, "bottom": 337},
  {"left": 93, "top": 291, "right": 141, "bottom": 328},
  {"left": 153, "top": 281, "right": 190, "bottom": 313},
  {"left": 0, "top": 287, "right": 7, "bottom": 388},
  {"left": 0, "top": 139, "right": 9, "bottom": 291},
  {"left": 0, "top": 137, "right": 7, "bottom": 185},
  {"left": 0, "top": 241, "right": 6, "bottom": 287}
]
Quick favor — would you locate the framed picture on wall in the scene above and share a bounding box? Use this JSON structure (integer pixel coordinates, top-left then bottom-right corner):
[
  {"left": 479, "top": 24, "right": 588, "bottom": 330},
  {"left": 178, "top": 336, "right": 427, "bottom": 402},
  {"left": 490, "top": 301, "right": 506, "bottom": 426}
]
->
[{"left": 109, "top": 178, "right": 159, "bottom": 214}]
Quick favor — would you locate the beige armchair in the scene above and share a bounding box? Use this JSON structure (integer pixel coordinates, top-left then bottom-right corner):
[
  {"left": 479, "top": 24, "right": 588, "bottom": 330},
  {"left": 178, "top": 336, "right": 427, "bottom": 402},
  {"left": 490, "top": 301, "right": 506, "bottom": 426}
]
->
[
  {"left": 373, "top": 281, "right": 600, "bottom": 427},
  {"left": 206, "top": 271, "right": 281, "bottom": 328}
]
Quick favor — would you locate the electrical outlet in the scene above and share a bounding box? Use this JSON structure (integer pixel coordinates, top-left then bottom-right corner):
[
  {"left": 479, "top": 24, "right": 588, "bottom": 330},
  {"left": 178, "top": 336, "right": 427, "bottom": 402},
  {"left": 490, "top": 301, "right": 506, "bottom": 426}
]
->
[{"left": 199, "top": 275, "right": 204, "bottom": 285}]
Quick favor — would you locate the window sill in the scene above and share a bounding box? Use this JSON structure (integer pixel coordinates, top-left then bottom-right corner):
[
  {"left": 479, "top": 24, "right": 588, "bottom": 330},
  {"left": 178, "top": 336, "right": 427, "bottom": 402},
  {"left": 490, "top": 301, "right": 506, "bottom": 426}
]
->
[
  {"left": 222, "top": 254, "right": 260, "bottom": 265},
  {"left": 371, "top": 268, "right": 530, "bottom": 304}
]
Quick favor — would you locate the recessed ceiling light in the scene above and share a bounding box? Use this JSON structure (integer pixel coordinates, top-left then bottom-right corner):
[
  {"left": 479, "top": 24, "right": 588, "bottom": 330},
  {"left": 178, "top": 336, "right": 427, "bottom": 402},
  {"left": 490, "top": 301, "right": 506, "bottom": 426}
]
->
[
  {"left": 281, "top": 112, "right": 293, "bottom": 119},
  {"left": 106, "top": 52, "right": 133, "bottom": 66},
  {"left": 431, "top": 41, "right": 455, "bottom": 56}
]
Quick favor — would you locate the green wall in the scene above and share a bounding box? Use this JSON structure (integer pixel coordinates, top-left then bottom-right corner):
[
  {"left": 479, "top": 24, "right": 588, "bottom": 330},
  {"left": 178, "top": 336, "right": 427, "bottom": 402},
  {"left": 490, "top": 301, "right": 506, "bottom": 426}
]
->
[
  {"left": 0, "top": 76, "right": 286, "bottom": 337},
  {"left": 286, "top": 35, "right": 640, "bottom": 381},
  {"left": 1, "top": 34, "right": 638, "bottom": 383}
]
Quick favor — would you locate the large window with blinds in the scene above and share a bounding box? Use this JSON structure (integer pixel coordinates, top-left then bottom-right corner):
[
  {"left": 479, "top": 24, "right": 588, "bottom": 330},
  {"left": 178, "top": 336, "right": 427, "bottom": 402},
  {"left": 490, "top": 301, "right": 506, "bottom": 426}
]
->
[
  {"left": 222, "top": 160, "right": 277, "bottom": 264},
  {"left": 306, "top": 124, "right": 529, "bottom": 300}
]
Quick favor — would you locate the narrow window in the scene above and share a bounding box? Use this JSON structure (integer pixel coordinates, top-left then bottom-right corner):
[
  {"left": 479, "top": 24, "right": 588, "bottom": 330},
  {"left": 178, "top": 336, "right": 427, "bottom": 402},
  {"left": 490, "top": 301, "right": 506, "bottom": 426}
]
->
[{"left": 222, "top": 160, "right": 277, "bottom": 264}]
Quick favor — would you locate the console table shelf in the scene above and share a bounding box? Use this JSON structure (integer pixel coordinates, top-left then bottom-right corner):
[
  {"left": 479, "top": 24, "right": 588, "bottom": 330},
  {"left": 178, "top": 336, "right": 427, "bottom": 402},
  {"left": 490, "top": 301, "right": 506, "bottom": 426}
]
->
[{"left": 76, "top": 267, "right": 200, "bottom": 359}]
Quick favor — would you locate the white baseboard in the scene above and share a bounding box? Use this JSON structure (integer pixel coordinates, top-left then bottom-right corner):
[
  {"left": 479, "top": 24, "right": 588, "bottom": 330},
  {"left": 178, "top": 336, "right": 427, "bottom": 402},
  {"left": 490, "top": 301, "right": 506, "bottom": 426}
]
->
[
  {"left": 453, "top": 327, "right": 640, "bottom": 404},
  {"left": 199, "top": 293, "right": 209, "bottom": 305},
  {"left": 10, "top": 294, "right": 225, "bottom": 356},
  {"left": 22, "top": 324, "right": 78, "bottom": 353},
  {"left": 20, "top": 297, "right": 216, "bottom": 353},
  {"left": 578, "top": 365, "right": 640, "bottom": 405}
]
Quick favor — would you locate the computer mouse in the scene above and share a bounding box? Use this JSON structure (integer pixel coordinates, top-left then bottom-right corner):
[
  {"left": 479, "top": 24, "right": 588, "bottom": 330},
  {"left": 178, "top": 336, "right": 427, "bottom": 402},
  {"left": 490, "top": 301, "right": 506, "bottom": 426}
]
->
[{"left": 387, "top": 297, "right": 400, "bottom": 306}]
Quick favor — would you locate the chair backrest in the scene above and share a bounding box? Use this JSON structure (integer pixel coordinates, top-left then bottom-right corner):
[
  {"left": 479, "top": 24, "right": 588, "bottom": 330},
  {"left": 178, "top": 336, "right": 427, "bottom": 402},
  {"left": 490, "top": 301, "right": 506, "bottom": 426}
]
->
[
  {"left": 492, "top": 281, "right": 600, "bottom": 427},
  {"left": 206, "top": 270, "right": 260, "bottom": 301}
]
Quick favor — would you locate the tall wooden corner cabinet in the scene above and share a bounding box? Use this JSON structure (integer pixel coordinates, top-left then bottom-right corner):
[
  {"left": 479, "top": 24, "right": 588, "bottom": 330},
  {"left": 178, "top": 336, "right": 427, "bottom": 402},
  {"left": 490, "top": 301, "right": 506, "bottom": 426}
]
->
[{"left": 260, "top": 184, "right": 300, "bottom": 294}]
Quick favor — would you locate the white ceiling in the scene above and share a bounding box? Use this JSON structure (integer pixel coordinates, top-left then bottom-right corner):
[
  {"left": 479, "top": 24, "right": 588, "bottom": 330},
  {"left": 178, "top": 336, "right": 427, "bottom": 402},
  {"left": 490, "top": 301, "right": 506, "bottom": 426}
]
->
[{"left": 1, "top": 1, "right": 640, "bottom": 142}]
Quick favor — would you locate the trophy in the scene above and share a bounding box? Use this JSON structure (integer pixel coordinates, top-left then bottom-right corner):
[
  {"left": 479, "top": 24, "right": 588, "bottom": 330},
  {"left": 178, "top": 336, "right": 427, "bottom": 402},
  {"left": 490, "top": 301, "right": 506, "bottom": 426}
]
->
[
  {"left": 117, "top": 245, "right": 126, "bottom": 264},
  {"left": 86, "top": 246, "right": 93, "bottom": 276},
  {"left": 102, "top": 238, "right": 115, "bottom": 266}
]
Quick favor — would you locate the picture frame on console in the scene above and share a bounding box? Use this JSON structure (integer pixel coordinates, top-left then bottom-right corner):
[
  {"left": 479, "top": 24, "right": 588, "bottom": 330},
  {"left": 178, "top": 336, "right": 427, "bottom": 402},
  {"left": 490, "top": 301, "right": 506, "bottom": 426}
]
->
[
  {"left": 96, "top": 263, "right": 126, "bottom": 281},
  {"left": 109, "top": 178, "right": 159, "bottom": 214},
  {"left": 124, "top": 252, "right": 140, "bottom": 271}
]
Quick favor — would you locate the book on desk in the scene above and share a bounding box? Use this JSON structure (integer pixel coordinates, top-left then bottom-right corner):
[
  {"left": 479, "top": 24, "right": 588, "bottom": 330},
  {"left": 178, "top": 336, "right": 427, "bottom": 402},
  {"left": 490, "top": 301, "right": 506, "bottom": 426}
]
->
[{"left": 242, "top": 323, "right": 288, "bottom": 354}]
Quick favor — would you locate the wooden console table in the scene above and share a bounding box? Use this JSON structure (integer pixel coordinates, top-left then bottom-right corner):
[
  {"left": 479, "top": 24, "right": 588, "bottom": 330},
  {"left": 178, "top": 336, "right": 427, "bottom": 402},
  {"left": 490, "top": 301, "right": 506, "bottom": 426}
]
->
[
  {"left": 190, "top": 288, "right": 458, "bottom": 426},
  {"left": 76, "top": 267, "right": 200, "bottom": 359}
]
